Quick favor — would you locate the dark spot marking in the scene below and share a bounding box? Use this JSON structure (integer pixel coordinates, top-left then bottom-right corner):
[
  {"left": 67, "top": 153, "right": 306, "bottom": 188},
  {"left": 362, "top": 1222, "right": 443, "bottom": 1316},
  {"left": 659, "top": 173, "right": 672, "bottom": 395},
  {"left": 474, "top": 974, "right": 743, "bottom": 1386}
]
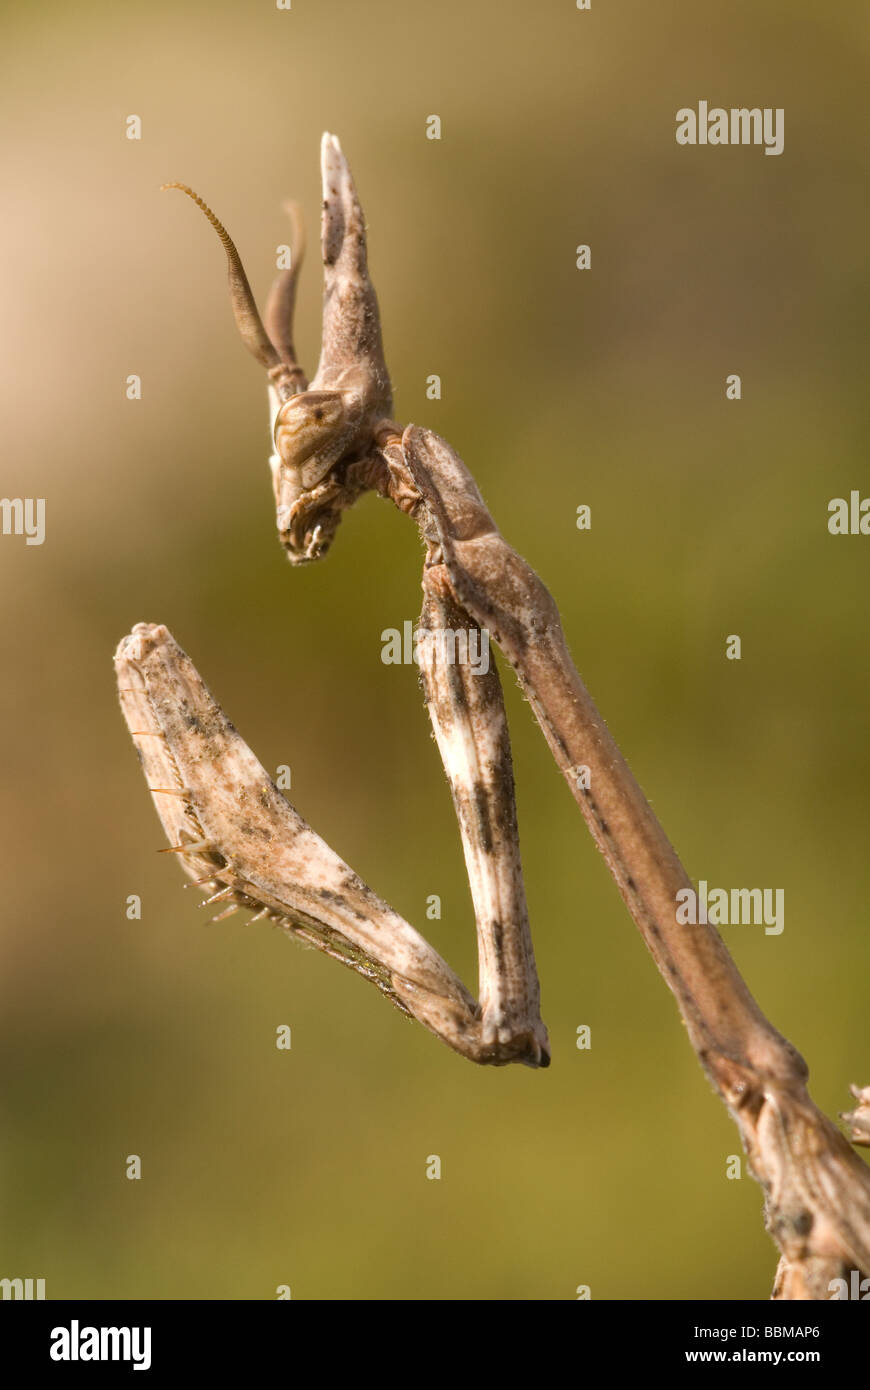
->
[
  {"left": 239, "top": 822, "right": 271, "bottom": 841},
  {"left": 791, "top": 1209, "right": 814, "bottom": 1238},
  {"left": 474, "top": 786, "right": 494, "bottom": 854},
  {"left": 448, "top": 671, "right": 469, "bottom": 713}
]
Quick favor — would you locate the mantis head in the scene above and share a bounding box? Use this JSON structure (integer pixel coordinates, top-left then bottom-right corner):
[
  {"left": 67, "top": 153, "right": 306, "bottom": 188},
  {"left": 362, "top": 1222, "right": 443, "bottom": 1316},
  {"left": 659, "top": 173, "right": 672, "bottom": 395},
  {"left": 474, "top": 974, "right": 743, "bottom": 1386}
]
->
[{"left": 162, "top": 133, "right": 392, "bottom": 566}]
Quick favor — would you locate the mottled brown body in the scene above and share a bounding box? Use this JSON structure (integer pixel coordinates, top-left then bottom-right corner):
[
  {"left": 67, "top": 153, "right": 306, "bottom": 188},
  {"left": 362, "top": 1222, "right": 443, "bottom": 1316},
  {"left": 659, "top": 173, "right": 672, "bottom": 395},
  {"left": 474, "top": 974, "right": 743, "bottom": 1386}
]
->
[{"left": 117, "top": 134, "right": 870, "bottom": 1290}]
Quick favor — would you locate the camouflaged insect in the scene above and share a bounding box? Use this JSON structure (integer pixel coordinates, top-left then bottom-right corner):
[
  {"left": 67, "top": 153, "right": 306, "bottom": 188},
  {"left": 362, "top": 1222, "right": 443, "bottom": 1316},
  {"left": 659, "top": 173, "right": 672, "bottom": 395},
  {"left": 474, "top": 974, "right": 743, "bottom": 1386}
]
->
[
  {"left": 125, "top": 134, "right": 548, "bottom": 1068},
  {"left": 117, "top": 134, "right": 870, "bottom": 1301}
]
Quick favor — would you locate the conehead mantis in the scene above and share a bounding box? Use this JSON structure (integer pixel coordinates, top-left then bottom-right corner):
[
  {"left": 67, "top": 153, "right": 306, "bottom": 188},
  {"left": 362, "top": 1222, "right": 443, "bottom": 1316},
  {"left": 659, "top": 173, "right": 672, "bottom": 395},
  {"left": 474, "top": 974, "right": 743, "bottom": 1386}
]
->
[
  {"left": 117, "top": 133, "right": 870, "bottom": 1293},
  {"left": 121, "top": 134, "right": 548, "bottom": 1067}
]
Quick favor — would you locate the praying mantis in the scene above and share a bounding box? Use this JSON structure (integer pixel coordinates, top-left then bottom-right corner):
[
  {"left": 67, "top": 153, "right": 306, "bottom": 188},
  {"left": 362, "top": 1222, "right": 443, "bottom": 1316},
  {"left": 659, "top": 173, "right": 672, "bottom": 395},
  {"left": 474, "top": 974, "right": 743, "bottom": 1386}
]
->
[
  {"left": 115, "top": 133, "right": 870, "bottom": 1295},
  {"left": 118, "top": 134, "right": 547, "bottom": 1067}
]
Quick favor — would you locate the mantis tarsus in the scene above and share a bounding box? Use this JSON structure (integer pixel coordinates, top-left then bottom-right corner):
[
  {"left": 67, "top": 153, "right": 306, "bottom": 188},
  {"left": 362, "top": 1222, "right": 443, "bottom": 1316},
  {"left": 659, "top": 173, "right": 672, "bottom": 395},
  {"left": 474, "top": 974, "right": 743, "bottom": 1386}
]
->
[{"left": 116, "top": 133, "right": 870, "bottom": 1295}]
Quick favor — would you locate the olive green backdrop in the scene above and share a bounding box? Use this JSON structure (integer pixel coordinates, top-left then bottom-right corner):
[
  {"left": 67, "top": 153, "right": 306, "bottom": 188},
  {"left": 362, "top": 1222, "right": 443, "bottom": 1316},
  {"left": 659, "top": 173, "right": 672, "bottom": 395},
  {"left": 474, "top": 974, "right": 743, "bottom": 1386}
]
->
[{"left": 1, "top": 0, "right": 867, "bottom": 1299}]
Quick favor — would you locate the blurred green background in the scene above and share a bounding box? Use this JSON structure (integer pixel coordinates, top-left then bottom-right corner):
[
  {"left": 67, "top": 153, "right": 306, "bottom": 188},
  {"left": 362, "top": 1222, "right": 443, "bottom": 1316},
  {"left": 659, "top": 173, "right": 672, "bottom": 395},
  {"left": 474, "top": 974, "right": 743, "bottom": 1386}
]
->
[{"left": 1, "top": 0, "right": 867, "bottom": 1300}]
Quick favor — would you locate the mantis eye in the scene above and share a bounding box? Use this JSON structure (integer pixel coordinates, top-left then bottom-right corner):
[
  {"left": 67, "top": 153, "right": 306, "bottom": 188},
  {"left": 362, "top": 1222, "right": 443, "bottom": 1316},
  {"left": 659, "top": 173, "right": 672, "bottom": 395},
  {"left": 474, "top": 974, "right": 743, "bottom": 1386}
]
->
[{"left": 273, "top": 391, "right": 347, "bottom": 488}]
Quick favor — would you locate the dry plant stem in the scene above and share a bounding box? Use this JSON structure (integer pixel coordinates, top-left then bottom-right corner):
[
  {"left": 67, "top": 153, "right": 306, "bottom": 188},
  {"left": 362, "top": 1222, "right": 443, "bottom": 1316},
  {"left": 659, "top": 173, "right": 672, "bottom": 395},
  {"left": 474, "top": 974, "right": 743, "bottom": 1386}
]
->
[{"left": 122, "top": 132, "right": 870, "bottom": 1297}]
